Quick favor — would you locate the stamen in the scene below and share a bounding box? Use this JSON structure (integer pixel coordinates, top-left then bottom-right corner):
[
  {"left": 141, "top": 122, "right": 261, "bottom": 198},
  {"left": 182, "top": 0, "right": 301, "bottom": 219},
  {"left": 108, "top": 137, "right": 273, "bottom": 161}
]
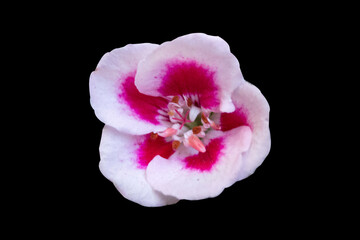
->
[
  {"left": 209, "top": 120, "right": 221, "bottom": 130},
  {"left": 171, "top": 96, "right": 179, "bottom": 103},
  {"left": 150, "top": 132, "right": 158, "bottom": 140},
  {"left": 192, "top": 126, "right": 202, "bottom": 134},
  {"left": 187, "top": 98, "right": 193, "bottom": 107},
  {"left": 172, "top": 140, "right": 181, "bottom": 150},
  {"left": 187, "top": 135, "right": 206, "bottom": 153},
  {"left": 201, "top": 112, "right": 209, "bottom": 124},
  {"left": 158, "top": 128, "right": 178, "bottom": 137},
  {"left": 165, "top": 95, "right": 217, "bottom": 153}
]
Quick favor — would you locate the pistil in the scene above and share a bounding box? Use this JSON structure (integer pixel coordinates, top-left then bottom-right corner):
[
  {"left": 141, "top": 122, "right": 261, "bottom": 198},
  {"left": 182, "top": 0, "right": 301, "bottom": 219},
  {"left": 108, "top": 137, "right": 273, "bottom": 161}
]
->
[{"left": 174, "top": 109, "right": 191, "bottom": 129}]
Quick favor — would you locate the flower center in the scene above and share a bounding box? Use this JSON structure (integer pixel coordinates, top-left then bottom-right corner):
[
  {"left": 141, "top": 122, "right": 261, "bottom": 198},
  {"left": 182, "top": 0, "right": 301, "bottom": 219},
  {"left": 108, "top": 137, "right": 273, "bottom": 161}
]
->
[{"left": 154, "top": 95, "right": 221, "bottom": 153}]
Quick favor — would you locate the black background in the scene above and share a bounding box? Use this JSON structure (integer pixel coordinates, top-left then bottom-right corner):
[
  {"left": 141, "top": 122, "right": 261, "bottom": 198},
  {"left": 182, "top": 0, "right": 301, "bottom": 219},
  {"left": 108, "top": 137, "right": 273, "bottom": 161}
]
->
[{"left": 16, "top": 4, "right": 337, "bottom": 235}]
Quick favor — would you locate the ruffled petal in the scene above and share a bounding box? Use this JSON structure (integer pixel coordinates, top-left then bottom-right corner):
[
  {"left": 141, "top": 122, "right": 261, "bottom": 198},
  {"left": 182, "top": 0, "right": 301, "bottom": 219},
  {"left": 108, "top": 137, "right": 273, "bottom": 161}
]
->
[
  {"left": 99, "top": 125, "right": 178, "bottom": 207},
  {"left": 135, "top": 33, "right": 243, "bottom": 113},
  {"left": 220, "top": 81, "right": 271, "bottom": 180},
  {"left": 146, "top": 126, "right": 252, "bottom": 200},
  {"left": 90, "top": 43, "right": 169, "bottom": 135}
]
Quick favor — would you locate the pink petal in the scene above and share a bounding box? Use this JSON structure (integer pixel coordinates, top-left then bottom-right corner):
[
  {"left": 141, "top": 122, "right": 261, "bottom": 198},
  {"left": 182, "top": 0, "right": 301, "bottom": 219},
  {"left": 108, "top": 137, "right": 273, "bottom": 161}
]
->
[
  {"left": 146, "top": 126, "right": 252, "bottom": 200},
  {"left": 221, "top": 81, "right": 271, "bottom": 181},
  {"left": 90, "top": 43, "right": 169, "bottom": 135},
  {"left": 99, "top": 126, "right": 178, "bottom": 207},
  {"left": 135, "top": 33, "right": 244, "bottom": 113}
]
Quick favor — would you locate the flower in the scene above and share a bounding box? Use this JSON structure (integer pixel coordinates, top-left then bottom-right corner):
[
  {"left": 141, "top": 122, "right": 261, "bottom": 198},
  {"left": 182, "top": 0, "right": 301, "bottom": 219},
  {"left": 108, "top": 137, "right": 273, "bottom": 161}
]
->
[{"left": 90, "top": 33, "right": 270, "bottom": 207}]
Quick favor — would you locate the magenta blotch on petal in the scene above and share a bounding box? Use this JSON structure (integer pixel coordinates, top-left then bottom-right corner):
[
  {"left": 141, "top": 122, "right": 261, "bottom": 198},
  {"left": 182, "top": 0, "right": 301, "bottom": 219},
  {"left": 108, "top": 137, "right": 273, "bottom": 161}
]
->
[
  {"left": 184, "top": 137, "right": 224, "bottom": 171},
  {"left": 227, "top": 81, "right": 271, "bottom": 181},
  {"left": 220, "top": 107, "right": 251, "bottom": 131},
  {"left": 99, "top": 126, "right": 179, "bottom": 207},
  {"left": 146, "top": 126, "right": 253, "bottom": 200},
  {"left": 158, "top": 59, "right": 220, "bottom": 109},
  {"left": 90, "top": 43, "right": 169, "bottom": 135},
  {"left": 136, "top": 133, "right": 175, "bottom": 169},
  {"left": 119, "top": 72, "right": 168, "bottom": 125},
  {"left": 135, "top": 33, "right": 244, "bottom": 112}
]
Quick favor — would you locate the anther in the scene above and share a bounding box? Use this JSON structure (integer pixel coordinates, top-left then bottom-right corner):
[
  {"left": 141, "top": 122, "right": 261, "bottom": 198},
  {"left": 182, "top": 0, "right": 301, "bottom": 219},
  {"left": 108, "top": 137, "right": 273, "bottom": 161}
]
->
[
  {"left": 192, "top": 126, "right": 202, "bottom": 134},
  {"left": 172, "top": 140, "right": 181, "bottom": 150},
  {"left": 171, "top": 96, "right": 179, "bottom": 103},
  {"left": 210, "top": 120, "right": 221, "bottom": 130},
  {"left": 150, "top": 132, "right": 158, "bottom": 140},
  {"left": 158, "top": 128, "right": 178, "bottom": 137},
  {"left": 201, "top": 112, "right": 209, "bottom": 124},
  {"left": 168, "top": 111, "right": 175, "bottom": 116},
  {"left": 187, "top": 98, "right": 193, "bottom": 107},
  {"left": 187, "top": 135, "right": 206, "bottom": 153}
]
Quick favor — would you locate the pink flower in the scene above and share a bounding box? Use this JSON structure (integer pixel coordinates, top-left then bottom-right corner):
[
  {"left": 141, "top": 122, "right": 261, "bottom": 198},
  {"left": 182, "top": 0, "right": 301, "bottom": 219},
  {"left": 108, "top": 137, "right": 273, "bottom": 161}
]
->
[{"left": 90, "top": 33, "right": 270, "bottom": 207}]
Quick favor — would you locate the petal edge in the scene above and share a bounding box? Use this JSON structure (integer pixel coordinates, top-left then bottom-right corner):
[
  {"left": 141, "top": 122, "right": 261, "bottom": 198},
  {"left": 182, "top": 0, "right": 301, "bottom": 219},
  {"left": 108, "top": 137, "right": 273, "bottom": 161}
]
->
[
  {"left": 135, "top": 33, "right": 243, "bottom": 113},
  {"left": 146, "top": 126, "right": 252, "bottom": 200},
  {"left": 99, "top": 125, "right": 178, "bottom": 207},
  {"left": 90, "top": 43, "right": 169, "bottom": 135}
]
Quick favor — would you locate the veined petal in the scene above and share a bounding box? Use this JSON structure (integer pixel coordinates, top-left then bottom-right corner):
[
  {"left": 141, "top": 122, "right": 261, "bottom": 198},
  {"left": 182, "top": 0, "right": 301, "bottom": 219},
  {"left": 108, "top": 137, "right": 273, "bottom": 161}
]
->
[
  {"left": 220, "top": 81, "right": 271, "bottom": 181},
  {"left": 135, "top": 33, "right": 243, "bottom": 113},
  {"left": 90, "top": 43, "right": 169, "bottom": 135},
  {"left": 146, "top": 126, "right": 252, "bottom": 200},
  {"left": 99, "top": 125, "right": 178, "bottom": 207}
]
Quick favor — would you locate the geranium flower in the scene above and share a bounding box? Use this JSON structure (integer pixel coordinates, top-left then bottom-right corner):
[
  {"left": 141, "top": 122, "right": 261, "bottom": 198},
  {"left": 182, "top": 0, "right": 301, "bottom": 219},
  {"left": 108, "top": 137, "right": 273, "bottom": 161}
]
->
[{"left": 90, "top": 33, "right": 270, "bottom": 207}]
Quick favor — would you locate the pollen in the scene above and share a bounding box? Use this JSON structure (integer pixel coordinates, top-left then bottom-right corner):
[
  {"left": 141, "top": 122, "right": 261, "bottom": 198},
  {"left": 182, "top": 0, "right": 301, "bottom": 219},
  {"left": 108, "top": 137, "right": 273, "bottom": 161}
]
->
[
  {"left": 201, "top": 112, "right": 209, "bottom": 124},
  {"left": 168, "top": 110, "right": 175, "bottom": 116},
  {"left": 171, "top": 95, "right": 179, "bottom": 103},
  {"left": 150, "top": 132, "right": 158, "bottom": 140},
  {"left": 192, "top": 126, "right": 202, "bottom": 134},
  {"left": 172, "top": 140, "right": 181, "bottom": 150},
  {"left": 187, "top": 98, "right": 193, "bottom": 107}
]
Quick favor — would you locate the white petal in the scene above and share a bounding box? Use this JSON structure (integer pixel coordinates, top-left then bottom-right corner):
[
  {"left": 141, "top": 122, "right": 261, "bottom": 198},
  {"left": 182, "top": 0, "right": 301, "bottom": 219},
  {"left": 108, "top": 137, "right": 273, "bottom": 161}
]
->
[
  {"left": 90, "top": 43, "right": 169, "bottom": 135},
  {"left": 221, "top": 81, "right": 271, "bottom": 180},
  {"left": 99, "top": 125, "right": 178, "bottom": 207},
  {"left": 135, "top": 33, "right": 244, "bottom": 113}
]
